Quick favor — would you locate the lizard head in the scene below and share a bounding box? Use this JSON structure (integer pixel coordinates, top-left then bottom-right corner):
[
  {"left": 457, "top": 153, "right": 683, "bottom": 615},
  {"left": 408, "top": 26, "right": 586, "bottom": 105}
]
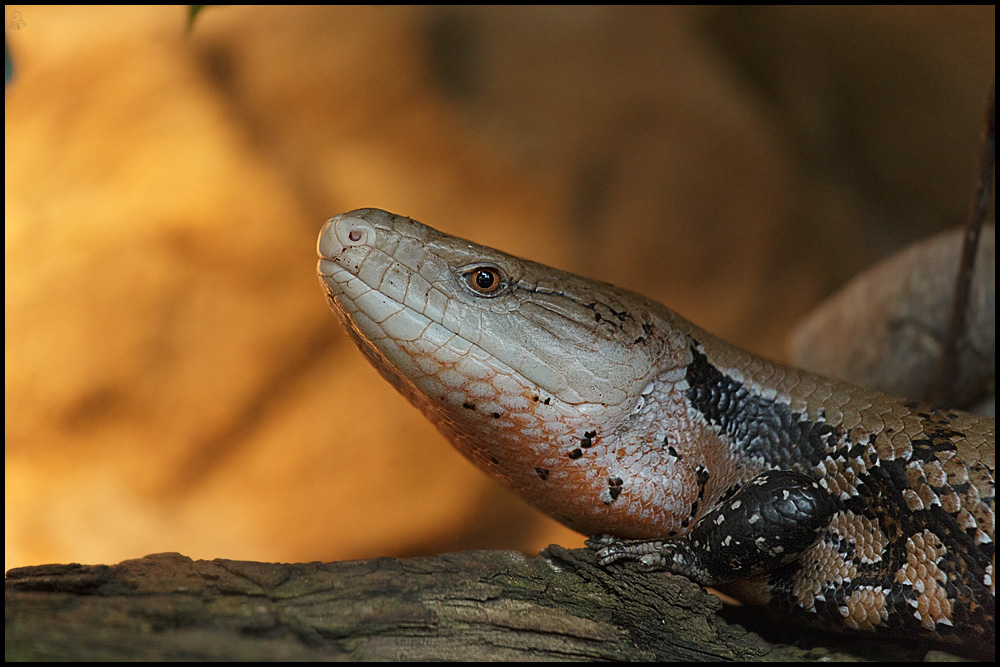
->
[
  {"left": 317, "top": 208, "right": 692, "bottom": 535},
  {"left": 318, "top": 208, "right": 680, "bottom": 412}
]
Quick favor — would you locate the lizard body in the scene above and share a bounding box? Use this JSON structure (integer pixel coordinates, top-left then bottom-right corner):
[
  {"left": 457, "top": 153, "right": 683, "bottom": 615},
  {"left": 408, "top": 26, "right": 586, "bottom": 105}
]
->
[{"left": 317, "top": 208, "right": 994, "bottom": 644}]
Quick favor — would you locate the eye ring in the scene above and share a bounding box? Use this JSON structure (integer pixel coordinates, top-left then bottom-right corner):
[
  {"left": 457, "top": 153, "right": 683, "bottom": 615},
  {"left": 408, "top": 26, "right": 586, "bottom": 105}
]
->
[{"left": 457, "top": 263, "right": 511, "bottom": 298}]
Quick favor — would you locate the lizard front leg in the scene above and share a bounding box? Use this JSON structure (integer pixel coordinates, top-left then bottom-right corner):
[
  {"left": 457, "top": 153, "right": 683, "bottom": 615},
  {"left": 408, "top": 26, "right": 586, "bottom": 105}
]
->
[{"left": 589, "top": 470, "right": 837, "bottom": 586}]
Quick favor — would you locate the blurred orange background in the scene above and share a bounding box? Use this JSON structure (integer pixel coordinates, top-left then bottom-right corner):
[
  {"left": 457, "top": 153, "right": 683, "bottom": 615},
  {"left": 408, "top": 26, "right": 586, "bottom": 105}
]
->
[{"left": 5, "top": 6, "right": 994, "bottom": 571}]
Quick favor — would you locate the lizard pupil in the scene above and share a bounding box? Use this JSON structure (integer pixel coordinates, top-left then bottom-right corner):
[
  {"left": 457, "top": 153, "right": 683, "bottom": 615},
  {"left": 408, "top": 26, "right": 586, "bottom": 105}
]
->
[{"left": 475, "top": 269, "right": 497, "bottom": 290}]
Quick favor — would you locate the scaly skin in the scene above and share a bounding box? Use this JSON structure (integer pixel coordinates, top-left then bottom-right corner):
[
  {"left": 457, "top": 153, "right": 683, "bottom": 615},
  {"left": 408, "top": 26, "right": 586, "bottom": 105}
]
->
[{"left": 317, "top": 208, "right": 995, "bottom": 645}]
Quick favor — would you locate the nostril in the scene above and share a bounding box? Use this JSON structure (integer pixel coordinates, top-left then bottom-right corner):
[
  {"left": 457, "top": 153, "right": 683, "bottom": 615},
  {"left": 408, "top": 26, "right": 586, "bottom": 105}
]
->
[
  {"left": 319, "top": 214, "right": 376, "bottom": 260},
  {"left": 335, "top": 216, "right": 375, "bottom": 249}
]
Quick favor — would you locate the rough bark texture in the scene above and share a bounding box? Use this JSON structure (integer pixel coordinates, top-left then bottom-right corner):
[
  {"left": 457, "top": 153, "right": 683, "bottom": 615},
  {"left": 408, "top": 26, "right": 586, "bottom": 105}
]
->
[{"left": 5, "top": 548, "right": 978, "bottom": 661}]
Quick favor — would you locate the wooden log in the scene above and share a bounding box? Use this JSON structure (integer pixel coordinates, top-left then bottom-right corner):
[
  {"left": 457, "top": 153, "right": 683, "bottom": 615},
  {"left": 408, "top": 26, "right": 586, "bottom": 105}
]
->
[{"left": 7, "top": 547, "right": 976, "bottom": 661}]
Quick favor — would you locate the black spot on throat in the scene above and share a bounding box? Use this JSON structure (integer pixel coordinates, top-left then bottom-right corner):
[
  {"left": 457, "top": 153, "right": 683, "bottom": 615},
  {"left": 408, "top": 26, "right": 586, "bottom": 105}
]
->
[{"left": 607, "top": 476, "right": 624, "bottom": 503}]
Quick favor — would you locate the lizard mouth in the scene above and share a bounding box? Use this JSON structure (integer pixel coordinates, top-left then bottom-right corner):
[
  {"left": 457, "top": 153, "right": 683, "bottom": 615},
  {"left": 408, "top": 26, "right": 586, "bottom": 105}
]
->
[
  {"left": 317, "top": 212, "right": 526, "bottom": 406},
  {"left": 316, "top": 208, "right": 659, "bottom": 410}
]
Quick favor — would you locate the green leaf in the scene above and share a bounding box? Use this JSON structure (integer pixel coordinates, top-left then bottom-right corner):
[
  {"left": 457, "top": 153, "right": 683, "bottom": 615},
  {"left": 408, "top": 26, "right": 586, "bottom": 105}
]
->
[{"left": 186, "top": 5, "right": 211, "bottom": 34}]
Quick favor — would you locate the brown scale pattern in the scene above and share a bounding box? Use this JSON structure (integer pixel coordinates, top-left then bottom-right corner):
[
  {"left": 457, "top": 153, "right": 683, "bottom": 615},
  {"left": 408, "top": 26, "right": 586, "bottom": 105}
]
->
[
  {"left": 843, "top": 587, "right": 889, "bottom": 631},
  {"left": 895, "top": 530, "right": 953, "bottom": 631},
  {"left": 688, "top": 334, "right": 993, "bottom": 643},
  {"left": 832, "top": 510, "right": 888, "bottom": 564},
  {"left": 793, "top": 540, "right": 855, "bottom": 611}
]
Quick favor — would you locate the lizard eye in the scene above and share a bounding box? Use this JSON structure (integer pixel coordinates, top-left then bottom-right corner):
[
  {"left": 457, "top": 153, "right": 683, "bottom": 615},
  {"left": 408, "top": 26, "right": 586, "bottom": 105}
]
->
[{"left": 458, "top": 264, "right": 511, "bottom": 298}]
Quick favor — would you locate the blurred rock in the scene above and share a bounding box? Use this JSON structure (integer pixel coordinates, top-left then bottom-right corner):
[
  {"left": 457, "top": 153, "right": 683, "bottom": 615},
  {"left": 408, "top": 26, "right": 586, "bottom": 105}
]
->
[{"left": 791, "top": 225, "right": 995, "bottom": 410}]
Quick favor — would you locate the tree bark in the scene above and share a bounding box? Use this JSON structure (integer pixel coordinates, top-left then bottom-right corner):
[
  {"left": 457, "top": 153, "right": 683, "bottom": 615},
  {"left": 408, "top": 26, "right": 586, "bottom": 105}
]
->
[{"left": 5, "top": 547, "right": 974, "bottom": 661}]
